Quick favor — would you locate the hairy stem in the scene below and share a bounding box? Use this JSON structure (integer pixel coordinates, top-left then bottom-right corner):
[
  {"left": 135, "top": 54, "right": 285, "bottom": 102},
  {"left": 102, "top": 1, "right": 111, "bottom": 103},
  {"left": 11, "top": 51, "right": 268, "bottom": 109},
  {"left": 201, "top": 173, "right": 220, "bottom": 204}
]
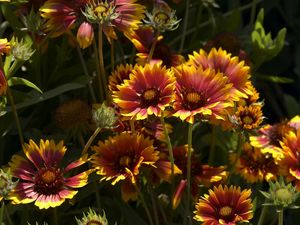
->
[{"left": 81, "top": 127, "right": 101, "bottom": 156}]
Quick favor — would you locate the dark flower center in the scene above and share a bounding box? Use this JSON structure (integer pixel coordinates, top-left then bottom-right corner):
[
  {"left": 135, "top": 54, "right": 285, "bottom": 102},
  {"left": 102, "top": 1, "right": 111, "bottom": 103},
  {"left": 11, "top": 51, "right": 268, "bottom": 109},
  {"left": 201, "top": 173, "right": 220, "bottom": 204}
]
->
[
  {"left": 119, "top": 156, "right": 132, "bottom": 167},
  {"left": 141, "top": 88, "right": 160, "bottom": 107},
  {"left": 269, "top": 123, "right": 293, "bottom": 146},
  {"left": 183, "top": 91, "right": 205, "bottom": 110},
  {"left": 34, "top": 167, "right": 64, "bottom": 195},
  {"left": 242, "top": 115, "right": 254, "bottom": 125},
  {"left": 87, "top": 220, "right": 103, "bottom": 225},
  {"left": 154, "top": 12, "right": 170, "bottom": 23},
  {"left": 219, "top": 206, "right": 233, "bottom": 217},
  {"left": 94, "top": 4, "right": 108, "bottom": 15}
]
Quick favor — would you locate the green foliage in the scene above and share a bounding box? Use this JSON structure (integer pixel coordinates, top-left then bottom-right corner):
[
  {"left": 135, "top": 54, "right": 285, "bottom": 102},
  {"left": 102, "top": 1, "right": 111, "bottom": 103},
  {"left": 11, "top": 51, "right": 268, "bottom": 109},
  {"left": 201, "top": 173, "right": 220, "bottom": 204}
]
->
[{"left": 251, "top": 9, "right": 287, "bottom": 69}]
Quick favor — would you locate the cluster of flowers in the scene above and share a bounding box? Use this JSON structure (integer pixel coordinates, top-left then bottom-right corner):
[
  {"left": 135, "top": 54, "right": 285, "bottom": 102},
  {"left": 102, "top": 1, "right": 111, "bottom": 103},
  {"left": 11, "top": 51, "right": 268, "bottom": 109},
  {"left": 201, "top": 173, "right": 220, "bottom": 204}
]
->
[{"left": 0, "top": 0, "right": 299, "bottom": 224}]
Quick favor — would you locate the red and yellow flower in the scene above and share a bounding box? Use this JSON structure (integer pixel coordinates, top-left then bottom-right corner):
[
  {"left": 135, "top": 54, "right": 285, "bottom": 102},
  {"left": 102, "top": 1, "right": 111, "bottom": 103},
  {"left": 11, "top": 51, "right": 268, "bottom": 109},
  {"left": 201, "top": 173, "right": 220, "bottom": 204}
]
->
[
  {"left": 9, "top": 139, "right": 89, "bottom": 209},
  {"left": 40, "top": 0, "right": 145, "bottom": 43},
  {"left": 194, "top": 185, "right": 253, "bottom": 225},
  {"left": 250, "top": 115, "right": 300, "bottom": 158},
  {"left": 0, "top": 39, "right": 10, "bottom": 55},
  {"left": 125, "top": 26, "right": 184, "bottom": 67},
  {"left": 91, "top": 132, "right": 159, "bottom": 200},
  {"left": 171, "top": 145, "right": 227, "bottom": 196},
  {"left": 188, "top": 48, "right": 251, "bottom": 100},
  {"left": 230, "top": 142, "right": 278, "bottom": 183},
  {"left": 233, "top": 105, "right": 264, "bottom": 131},
  {"left": 276, "top": 130, "right": 300, "bottom": 190},
  {"left": 108, "top": 64, "right": 133, "bottom": 92},
  {"left": 172, "top": 64, "right": 233, "bottom": 123},
  {"left": 113, "top": 64, "right": 175, "bottom": 120}
]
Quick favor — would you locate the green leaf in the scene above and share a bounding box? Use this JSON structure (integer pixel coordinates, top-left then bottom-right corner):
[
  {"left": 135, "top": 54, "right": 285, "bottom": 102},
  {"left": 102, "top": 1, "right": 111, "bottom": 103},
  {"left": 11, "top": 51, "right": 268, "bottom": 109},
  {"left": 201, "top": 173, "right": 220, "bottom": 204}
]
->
[
  {"left": 258, "top": 74, "right": 294, "bottom": 83},
  {"left": 8, "top": 77, "right": 43, "bottom": 93},
  {"left": 283, "top": 94, "right": 300, "bottom": 117},
  {"left": 4, "top": 76, "right": 91, "bottom": 112},
  {"left": 0, "top": 4, "right": 23, "bottom": 33},
  {"left": 260, "top": 191, "right": 271, "bottom": 199}
]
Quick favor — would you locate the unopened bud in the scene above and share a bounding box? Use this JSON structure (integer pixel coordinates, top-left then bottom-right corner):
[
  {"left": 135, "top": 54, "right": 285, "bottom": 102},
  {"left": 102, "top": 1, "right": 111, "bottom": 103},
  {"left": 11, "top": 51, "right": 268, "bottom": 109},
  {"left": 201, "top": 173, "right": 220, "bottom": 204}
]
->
[
  {"left": 172, "top": 179, "right": 187, "bottom": 209},
  {"left": 0, "top": 69, "right": 7, "bottom": 96},
  {"left": 11, "top": 37, "right": 35, "bottom": 61},
  {"left": 92, "top": 103, "right": 117, "bottom": 129},
  {"left": 77, "top": 22, "right": 94, "bottom": 49},
  {"left": 76, "top": 208, "right": 108, "bottom": 225}
]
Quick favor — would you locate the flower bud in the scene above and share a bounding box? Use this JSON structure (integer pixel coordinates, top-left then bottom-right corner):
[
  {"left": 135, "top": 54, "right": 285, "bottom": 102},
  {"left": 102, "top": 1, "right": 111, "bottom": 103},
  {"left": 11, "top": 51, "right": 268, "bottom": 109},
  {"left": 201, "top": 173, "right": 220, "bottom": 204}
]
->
[
  {"left": 11, "top": 37, "right": 35, "bottom": 61},
  {"left": 92, "top": 103, "right": 117, "bottom": 129},
  {"left": 0, "top": 69, "right": 7, "bottom": 96},
  {"left": 77, "top": 22, "right": 94, "bottom": 49},
  {"left": 144, "top": 5, "right": 181, "bottom": 32},
  {"left": 0, "top": 168, "right": 17, "bottom": 201},
  {"left": 172, "top": 179, "right": 187, "bottom": 209},
  {"left": 76, "top": 208, "right": 108, "bottom": 225},
  {"left": 260, "top": 177, "right": 300, "bottom": 209}
]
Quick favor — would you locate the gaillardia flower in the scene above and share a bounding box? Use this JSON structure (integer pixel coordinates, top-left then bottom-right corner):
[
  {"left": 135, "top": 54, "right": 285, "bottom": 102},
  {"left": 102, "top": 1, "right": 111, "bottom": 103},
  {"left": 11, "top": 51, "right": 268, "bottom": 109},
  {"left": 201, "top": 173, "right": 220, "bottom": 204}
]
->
[
  {"left": 250, "top": 115, "right": 300, "bottom": 158},
  {"left": 54, "top": 99, "right": 92, "bottom": 136},
  {"left": 188, "top": 48, "right": 251, "bottom": 100},
  {"left": 172, "top": 145, "right": 227, "bottom": 196},
  {"left": 276, "top": 130, "right": 300, "bottom": 190},
  {"left": 108, "top": 63, "right": 133, "bottom": 92},
  {"left": 9, "top": 139, "right": 89, "bottom": 209},
  {"left": 173, "top": 64, "right": 233, "bottom": 123},
  {"left": 232, "top": 105, "right": 264, "bottom": 131},
  {"left": 0, "top": 38, "right": 10, "bottom": 55},
  {"left": 41, "top": 0, "right": 145, "bottom": 43},
  {"left": 230, "top": 142, "right": 277, "bottom": 183},
  {"left": 125, "top": 26, "right": 184, "bottom": 67},
  {"left": 76, "top": 208, "right": 108, "bottom": 225},
  {"left": 194, "top": 185, "right": 253, "bottom": 225},
  {"left": 92, "top": 132, "right": 158, "bottom": 185},
  {"left": 113, "top": 64, "right": 175, "bottom": 120}
]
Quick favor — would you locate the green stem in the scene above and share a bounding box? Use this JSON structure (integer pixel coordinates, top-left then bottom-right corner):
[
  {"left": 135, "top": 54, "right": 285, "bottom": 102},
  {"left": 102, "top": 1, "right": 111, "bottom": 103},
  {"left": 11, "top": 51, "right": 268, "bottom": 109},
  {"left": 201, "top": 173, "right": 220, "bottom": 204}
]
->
[
  {"left": 228, "top": 132, "right": 244, "bottom": 184},
  {"left": 92, "top": 38, "right": 104, "bottom": 102},
  {"left": 4, "top": 205, "right": 13, "bottom": 225},
  {"left": 179, "top": 0, "right": 190, "bottom": 52},
  {"left": 81, "top": 127, "right": 101, "bottom": 156},
  {"left": 147, "top": 31, "right": 160, "bottom": 63},
  {"left": 94, "top": 181, "right": 101, "bottom": 208},
  {"left": 0, "top": 202, "right": 4, "bottom": 225},
  {"left": 149, "top": 189, "right": 160, "bottom": 225},
  {"left": 208, "top": 126, "right": 216, "bottom": 165},
  {"left": 110, "top": 40, "right": 115, "bottom": 70},
  {"left": 6, "top": 86, "right": 24, "bottom": 146},
  {"left": 191, "top": 2, "right": 204, "bottom": 43},
  {"left": 135, "top": 185, "right": 154, "bottom": 225},
  {"left": 257, "top": 203, "right": 268, "bottom": 225},
  {"left": 76, "top": 45, "right": 97, "bottom": 103},
  {"left": 136, "top": 187, "right": 154, "bottom": 225},
  {"left": 98, "top": 24, "right": 107, "bottom": 100},
  {"left": 250, "top": 0, "right": 258, "bottom": 27},
  {"left": 7, "top": 60, "right": 22, "bottom": 79},
  {"left": 53, "top": 207, "right": 58, "bottom": 225},
  {"left": 169, "top": 1, "right": 262, "bottom": 47},
  {"left": 160, "top": 115, "right": 174, "bottom": 183},
  {"left": 278, "top": 210, "right": 283, "bottom": 225},
  {"left": 129, "top": 119, "right": 135, "bottom": 133},
  {"left": 186, "top": 123, "right": 193, "bottom": 225}
]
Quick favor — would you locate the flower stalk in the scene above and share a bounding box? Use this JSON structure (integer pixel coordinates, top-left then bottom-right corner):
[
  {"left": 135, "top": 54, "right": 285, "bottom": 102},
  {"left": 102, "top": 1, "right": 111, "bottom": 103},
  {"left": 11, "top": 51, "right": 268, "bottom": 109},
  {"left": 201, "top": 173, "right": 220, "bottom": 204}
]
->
[
  {"left": 186, "top": 122, "right": 193, "bottom": 225},
  {"left": 6, "top": 85, "right": 24, "bottom": 146},
  {"left": 81, "top": 127, "right": 101, "bottom": 155}
]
